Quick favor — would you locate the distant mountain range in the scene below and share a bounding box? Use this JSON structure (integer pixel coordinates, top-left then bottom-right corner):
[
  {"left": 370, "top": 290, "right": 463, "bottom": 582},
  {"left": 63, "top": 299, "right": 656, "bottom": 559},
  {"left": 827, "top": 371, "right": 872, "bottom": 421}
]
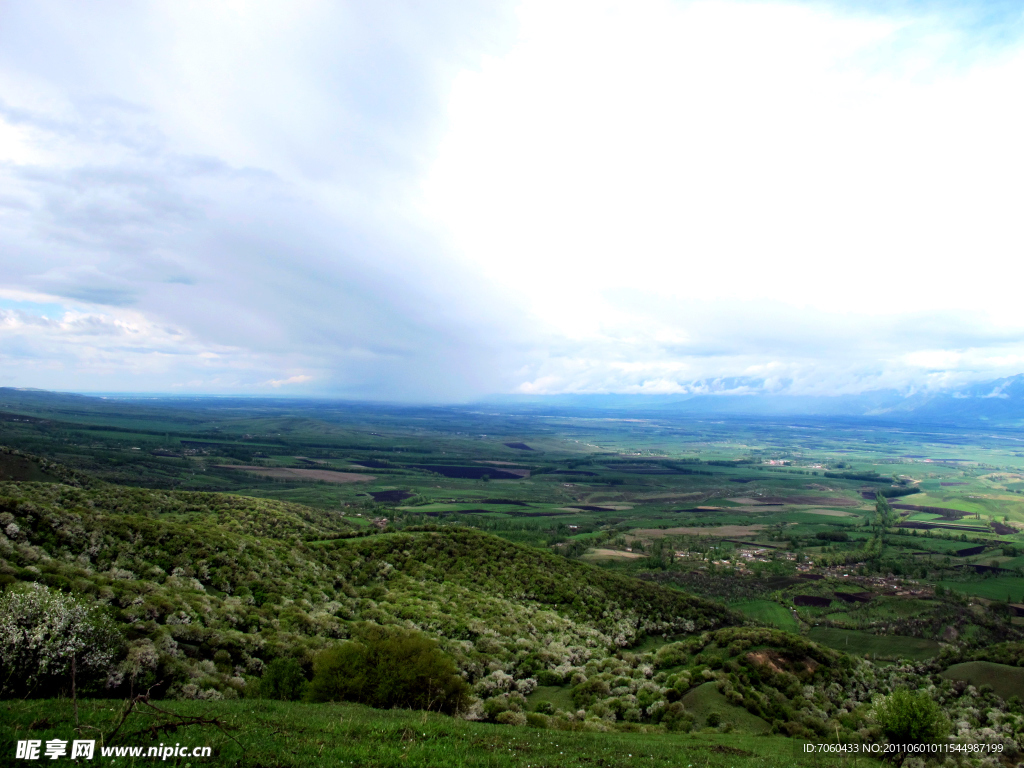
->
[
  {"left": 492, "top": 374, "right": 1024, "bottom": 427},
  {"left": 5, "top": 376, "right": 1024, "bottom": 427}
]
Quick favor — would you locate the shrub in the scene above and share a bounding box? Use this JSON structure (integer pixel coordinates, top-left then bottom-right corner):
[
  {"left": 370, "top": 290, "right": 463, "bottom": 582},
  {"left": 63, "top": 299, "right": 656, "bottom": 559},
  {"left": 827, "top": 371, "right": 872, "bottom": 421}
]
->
[
  {"left": 0, "top": 583, "right": 121, "bottom": 696},
  {"left": 571, "top": 677, "right": 611, "bottom": 707},
  {"left": 525, "top": 712, "right": 549, "bottom": 728},
  {"left": 255, "top": 658, "right": 307, "bottom": 700},
  {"left": 636, "top": 687, "right": 660, "bottom": 712},
  {"left": 872, "top": 688, "right": 949, "bottom": 764},
  {"left": 496, "top": 711, "right": 527, "bottom": 726},
  {"left": 661, "top": 702, "right": 693, "bottom": 732},
  {"left": 483, "top": 696, "right": 513, "bottom": 721},
  {"left": 305, "top": 626, "right": 470, "bottom": 714},
  {"left": 535, "top": 670, "right": 563, "bottom": 686}
]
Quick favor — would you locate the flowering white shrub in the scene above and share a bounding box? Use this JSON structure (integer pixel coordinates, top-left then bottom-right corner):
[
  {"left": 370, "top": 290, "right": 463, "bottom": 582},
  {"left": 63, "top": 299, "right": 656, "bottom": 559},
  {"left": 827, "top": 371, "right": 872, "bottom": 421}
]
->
[
  {"left": 0, "top": 583, "right": 120, "bottom": 695},
  {"left": 514, "top": 676, "right": 537, "bottom": 696},
  {"left": 474, "top": 669, "right": 515, "bottom": 694}
]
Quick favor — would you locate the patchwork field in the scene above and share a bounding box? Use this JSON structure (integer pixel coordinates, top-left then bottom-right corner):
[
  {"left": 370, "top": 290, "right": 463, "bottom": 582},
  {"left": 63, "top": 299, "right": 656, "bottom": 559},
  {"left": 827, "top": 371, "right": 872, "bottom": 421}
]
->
[{"left": 5, "top": 388, "right": 1024, "bottom": 765}]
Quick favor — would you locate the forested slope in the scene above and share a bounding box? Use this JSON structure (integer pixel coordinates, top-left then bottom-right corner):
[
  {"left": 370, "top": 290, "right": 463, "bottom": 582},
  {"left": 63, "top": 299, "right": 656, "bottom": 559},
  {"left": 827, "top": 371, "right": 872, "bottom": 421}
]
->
[{"left": 0, "top": 480, "right": 736, "bottom": 703}]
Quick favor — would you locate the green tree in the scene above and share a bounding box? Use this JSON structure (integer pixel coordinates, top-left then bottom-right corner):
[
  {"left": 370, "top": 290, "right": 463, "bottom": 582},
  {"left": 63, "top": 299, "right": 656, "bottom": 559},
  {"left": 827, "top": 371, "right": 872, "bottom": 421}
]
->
[
  {"left": 872, "top": 688, "right": 949, "bottom": 766},
  {"left": 306, "top": 626, "right": 470, "bottom": 714},
  {"left": 873, "top": 493, "right": 898, "bottom": 546}
]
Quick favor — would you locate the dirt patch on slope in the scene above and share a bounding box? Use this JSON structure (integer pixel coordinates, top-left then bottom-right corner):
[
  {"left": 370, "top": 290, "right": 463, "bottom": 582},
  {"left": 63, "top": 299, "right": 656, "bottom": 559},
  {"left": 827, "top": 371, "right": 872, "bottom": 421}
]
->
[
  {"left": 214, "top": 466, "right": 375, "bottom": 483},
  {"left": 632, "top": 525, "right": 767, "bottom": 538},
  {"left": 585, "top": 548, "right": 647, "bottom": 560},
  {"left": 747, "top": 650, "right": 819, "bottom": 676},
  {"left": 747, "top": 651, "right": 787, "bottom": 675},
  {"left": 762, "top": 495, "right": 859, "bottom": 506}
]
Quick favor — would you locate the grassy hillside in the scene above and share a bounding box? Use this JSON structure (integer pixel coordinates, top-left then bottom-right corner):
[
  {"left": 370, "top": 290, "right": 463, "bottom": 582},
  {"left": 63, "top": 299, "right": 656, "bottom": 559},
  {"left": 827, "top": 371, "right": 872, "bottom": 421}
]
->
[{"left": 940, "top": 662, "right": 1024, "bottom": 702}]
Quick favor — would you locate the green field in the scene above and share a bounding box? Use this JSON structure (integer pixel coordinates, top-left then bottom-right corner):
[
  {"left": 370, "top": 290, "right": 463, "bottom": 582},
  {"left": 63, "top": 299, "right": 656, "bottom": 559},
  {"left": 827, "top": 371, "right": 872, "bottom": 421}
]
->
[
  {"left": 730, "top": 599, "right": 800, "bottom": 632},
  {"left": 1001, "top": 555, "right": 1024, "bottom": 570},
  {"left": 938, "top": 576, "right": 1024, "bottom": 602},
  {"left": 807, "top": 627, "right": 941, "bottom": 661},
  {"left": 0, "top": 698, "right": 873, "bottom": 768},
  {"left": 940, "top": 662, "right": 1024, "bottom": 701},
  {"left": 893, "top": 536, "right": 979, "bottom": 553}
]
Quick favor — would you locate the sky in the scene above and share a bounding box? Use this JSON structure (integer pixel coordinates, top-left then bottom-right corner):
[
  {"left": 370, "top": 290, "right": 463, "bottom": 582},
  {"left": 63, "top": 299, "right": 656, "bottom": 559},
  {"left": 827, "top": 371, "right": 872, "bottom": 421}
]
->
[{"left": 1, "top": 0, "right": 1024, "bottom": 401}]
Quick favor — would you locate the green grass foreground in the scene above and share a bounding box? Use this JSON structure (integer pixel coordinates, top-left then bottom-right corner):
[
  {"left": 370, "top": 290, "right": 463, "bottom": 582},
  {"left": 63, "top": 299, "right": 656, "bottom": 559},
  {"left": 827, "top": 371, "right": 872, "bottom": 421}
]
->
[{"left": 1, "top": 699, "right": 885, "bottom": 768}]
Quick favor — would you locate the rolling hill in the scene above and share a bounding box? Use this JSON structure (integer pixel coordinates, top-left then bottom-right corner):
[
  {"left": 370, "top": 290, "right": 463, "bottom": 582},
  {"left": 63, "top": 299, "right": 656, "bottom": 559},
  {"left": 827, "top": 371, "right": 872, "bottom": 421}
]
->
[{"left": 0, "top": 467, "right": 736, "bottom": 708}]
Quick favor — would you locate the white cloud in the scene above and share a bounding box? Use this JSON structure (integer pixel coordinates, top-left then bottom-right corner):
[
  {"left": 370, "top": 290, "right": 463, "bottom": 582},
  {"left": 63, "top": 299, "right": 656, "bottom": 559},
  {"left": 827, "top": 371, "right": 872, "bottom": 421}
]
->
[
  {"left": 424, "top": 0, "right": 1024, "bottom": 393},
  {"left": 266, "top": 374, "right": 313, "bottom": 388}
]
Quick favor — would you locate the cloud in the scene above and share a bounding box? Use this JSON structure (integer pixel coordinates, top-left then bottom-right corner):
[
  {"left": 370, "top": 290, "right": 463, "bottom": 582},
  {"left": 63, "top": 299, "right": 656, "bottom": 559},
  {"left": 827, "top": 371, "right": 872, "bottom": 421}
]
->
[
  {"left": 0, "top": 2, "right": 520, "bottom": 399},
  {"left": 423, "top": 0, "right": 1024, "bottom": 395},
  {"left": 1, "top": 1, "right": 1023, "bottom": 399},
  {"left": 266, "top": 375, "right": 313, "bottom": 388}
]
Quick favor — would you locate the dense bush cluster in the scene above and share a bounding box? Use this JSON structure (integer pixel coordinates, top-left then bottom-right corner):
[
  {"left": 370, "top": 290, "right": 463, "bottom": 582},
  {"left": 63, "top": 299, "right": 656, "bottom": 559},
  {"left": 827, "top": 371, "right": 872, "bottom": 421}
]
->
[{"left": 306, "top": 625, "right": 470, "bottom": 714}]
